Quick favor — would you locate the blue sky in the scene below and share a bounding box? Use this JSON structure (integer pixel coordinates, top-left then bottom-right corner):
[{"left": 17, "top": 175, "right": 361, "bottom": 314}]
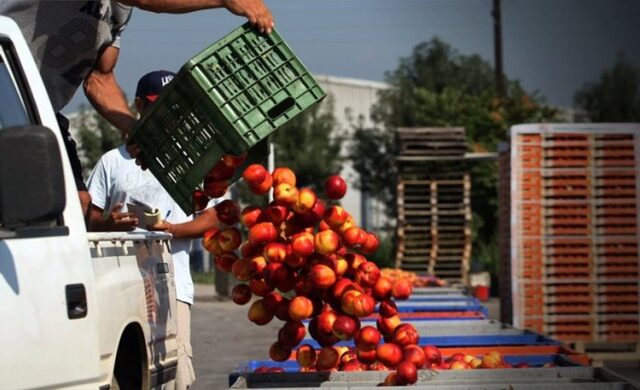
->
[{"left": 63, "top": 0, "right": 640, "bottom": 114}]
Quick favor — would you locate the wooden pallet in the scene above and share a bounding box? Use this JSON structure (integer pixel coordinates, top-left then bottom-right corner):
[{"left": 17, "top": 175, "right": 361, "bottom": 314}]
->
[{"left": 397, "top": 127, "right": 467, "bottom": 156}]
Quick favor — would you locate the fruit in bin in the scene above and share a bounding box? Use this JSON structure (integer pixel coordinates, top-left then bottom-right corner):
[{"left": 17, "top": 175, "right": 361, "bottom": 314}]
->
[
  {"left": 247, "top": 299, "right": 274, "bottom": 325},
  {"left": 316, "top": 347, "right": 340, "bottom": 371},
  {"left": 292, "top": 188, "right": 317, "bottom": 214},
  {"left": 203, "top": 177, "right": 228, "bottom": 198},
  {"left": 240, "top": 240, "right": 260, "bottom": 258},
  {"left": 376, "top": 343, "right": 403, "bottom": 368},
  {"left": 470, "top": 358, "right": 483, "bottom": 368},
  {"left": 249, "top": 278, "right": 272, "bottom": 297},
  {"left": 272, "top": 167, "right": 297, "bottom": 187},
  {"left": 332, "top": 315, "right": 359, "bottom": 340},
  {"left": 202, "top": 228, "right": 222, "bottom": 255},
  {"left": 298, "top": 198, "right": 325, "bottom": 226},
  {"left": 288, "top": 296, "right": 314, "bottom": 321},
  {"left": 323, "top": 205, "right": 349, "bottom": 229},
  {"left": 269, "top": 342, "right": 292, "bottom": 362},
  {"left": 294, "top": 274, "right": 315, "bottom": 296},
  {"left": 214, "top": 199, "right": 240, "bottom": 225},
  {"left": 267, "top": 367, "right": 285, "bottom": 373},
  {"left": 448, "top": 353, "right": 465, "bottom": 362},
  {"left": 361, "top": 233, "right": 380, "bottom": 254},
  {"left": 291, "top": 232, "right": 315, "bottom": 258},
  {"left": 273, "top": 182, "right": 299, "bottom": 205},
  {"left": 340, "top": 349, "right": 358, "bottom": 365},
  {"left": 340, "top": 361, "right": 363, "bottom": 372},
  {"left": 214, "top": 252, "right": 237, "bottom": 273},
  {"left": 356, "top": 348, "right": 377, "bottom": 364},
  {"left": 391, "top": 278, "right": 413, "bottom": 300},
  {"left": 253, "top": 366, "right": 269, "bottom": 374},
  {"left": 265, "top": 201, "right": 289, "bottom": 224},
  {"left": 324, "top": 175, "right": 347, "bottom": 199},
  {"left": 393, "top": 323, "right": 419, "bottom": 348},
  {"left": 373, "top": 277, "right": 393, "bottom": 301},
  {"left": 310, "top": 264, "right": 337, "bottom": 290},
  {"left": 376, "top": 315, "right": 401, "bottom": 336},
  {"left": 396, "top": 360, "right": 418, "bottom": 385},
  {"left": 382, "top": 372, "right": 400, "bottom": 386},
  {"left": 350, "top": 293, "right": 376, "bottom": 318},
  {"left": 240, "top": 206, "right": 266, "bottom": 229},
  {"left": 296, "top": 344, "right": 317, "bottom": 368},
  {"left": 403, "top": 344, "right": 426, "bottom": 369},
  {"left": 218, "top": 227, "right": 242, "bottom": 251},
  {"left": 355, "top": 261, "right": 381, "bottom": 288},
  {"left": 337, "top": 215, "right": 356, "bottom": 235},
  {"left": 248, "top": 222, "right": 277, "bottom": 245},
  {"left": 542, "top": 363, "right": 556, "bottom": 368},
  {"left": 379, "top": 300, "right": 398, "bottom": 317},
  {"left": 331, "top": 278, "right": 356, "bottom": 300},
  {"left": 422, "top": 345, "right": 442, "bottom": 368},
  {"left": 463, "top": 354, "right": 475, "bottom": 364},
  {"left": 314, "top": 229, "right": 340, "bottom": 255},
  {"left": 231, "top": 284, "right": 252, "bottom": 305},
  {"left": 318, "top": 220, "right": 331, "bottom": 231},
  {"left": 355, "top": 326, "right": 382, "bottom": 351},
  {"left": 449, "top": 360, "right": 471, "bottom": 370},
  {"left": 369, "top": 361, "right": 389, "bottom": 371},
  {"left": 263, "top": 242, "right": 287, "bottom": 263},
  {"left": 342, "top": 226, "right": 367, "bottom": 249},
  {"left": 333, "top": 346, "right": 349, "bottom": 360},
  {"left": 482, "top": 351, "right": 504, "bottom": 369},
  {"left": 327, "top": 254, "right": 348, "bottom": 278},
  {"left": 192, "top": 189, "right": 210, "bottom": 213}
]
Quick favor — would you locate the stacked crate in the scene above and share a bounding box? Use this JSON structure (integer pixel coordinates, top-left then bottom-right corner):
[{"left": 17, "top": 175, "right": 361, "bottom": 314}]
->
[
  {"left": 395, "top": 128, "right": 472, "bottom": 284},
  {"left": 499, "top": 123, "right": 640, "bottom": 347}
]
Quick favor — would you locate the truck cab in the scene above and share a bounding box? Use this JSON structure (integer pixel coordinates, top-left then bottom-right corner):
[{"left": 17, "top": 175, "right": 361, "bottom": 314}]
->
[{"left": 0, "top": 15, "right": 177, "bottom": 389}]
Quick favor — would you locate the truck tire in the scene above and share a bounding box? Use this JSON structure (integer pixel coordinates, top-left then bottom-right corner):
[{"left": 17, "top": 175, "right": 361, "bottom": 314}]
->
[{"left": 112, "top": 325, "right": 146, "bottom": 389}]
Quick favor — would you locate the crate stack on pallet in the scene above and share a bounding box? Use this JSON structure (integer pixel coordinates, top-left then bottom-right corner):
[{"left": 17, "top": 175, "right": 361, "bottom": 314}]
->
[
  {"left": 394, "top": 127, "right": 472, "bottom": 284},
  {"left": 499, "top": 123, "right": 640, "bottom": 360}
]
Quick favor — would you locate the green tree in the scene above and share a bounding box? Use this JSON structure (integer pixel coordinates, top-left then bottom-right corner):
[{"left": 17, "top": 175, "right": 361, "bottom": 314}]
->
[
  {"left": 76, "top": 104, "right": 123, "bottom": 178},
  {"left": 353, "top": 37, "right": 558, "bottom": 273},
  {"left": 575, "top": 54, "right": 640, "bottom": 121}
]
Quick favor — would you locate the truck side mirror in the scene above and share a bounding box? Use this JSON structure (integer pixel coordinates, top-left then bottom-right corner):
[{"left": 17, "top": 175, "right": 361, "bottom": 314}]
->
[{"left": 0, "top": 125, "right": 66, "bottom": 229}]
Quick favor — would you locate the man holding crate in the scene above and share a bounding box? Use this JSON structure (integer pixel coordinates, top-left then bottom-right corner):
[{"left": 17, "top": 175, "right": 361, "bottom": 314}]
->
[
  {"left": 0, "top": 0, "right": 274, "bottom": 223},
  {"left": 87, "top": 69, "right": 223, "bottom": 389}
]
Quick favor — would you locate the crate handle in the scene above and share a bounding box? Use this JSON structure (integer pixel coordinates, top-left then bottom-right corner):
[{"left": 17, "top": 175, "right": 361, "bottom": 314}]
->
[{"left": 267, "top": 97, "right": 295, "bottom": 120}]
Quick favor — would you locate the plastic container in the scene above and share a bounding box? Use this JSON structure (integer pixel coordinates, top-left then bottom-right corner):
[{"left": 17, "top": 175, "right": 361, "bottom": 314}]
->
[{"left": 129, "top": 23, "right": 326, "bottom": 214}]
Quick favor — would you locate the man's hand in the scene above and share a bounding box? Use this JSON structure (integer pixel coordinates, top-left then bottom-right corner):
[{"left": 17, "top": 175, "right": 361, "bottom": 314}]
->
[
  {"left": 108, "top": 203, "right": 139, "bottom": 231},
  {"left": 149, "top": 220, "right": 173, "bottom": 233},
  {"left": 223, "top": 0, "right": 274, "bottom": 33}
]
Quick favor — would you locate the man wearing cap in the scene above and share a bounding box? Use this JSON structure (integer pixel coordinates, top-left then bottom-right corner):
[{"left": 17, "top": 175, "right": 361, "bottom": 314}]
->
[
  {"left": 0, "top": 0, "right": 274, "bottom": 224},
  {"left": 87, "top": 70, "right": 221, "bottom": 389}
]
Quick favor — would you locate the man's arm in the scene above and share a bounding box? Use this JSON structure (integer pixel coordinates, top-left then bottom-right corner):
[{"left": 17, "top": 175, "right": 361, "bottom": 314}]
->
[
  {"left": 117, "top": 0, "right": 274, "bottom": 33},
  {"left": 83, "top": 46, "right": 137, "bottom": 139},
  {"left": 151, "top": 207, "right": 219, "bottom": 239},
  {"left": 89, "top": 204, "right": 139, "bottom": 232}
]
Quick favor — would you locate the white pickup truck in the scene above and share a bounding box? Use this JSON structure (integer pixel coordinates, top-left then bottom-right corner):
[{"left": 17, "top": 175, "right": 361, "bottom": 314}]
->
[{"left": 0, "top": 16, "right": 178, "bottom": 389}]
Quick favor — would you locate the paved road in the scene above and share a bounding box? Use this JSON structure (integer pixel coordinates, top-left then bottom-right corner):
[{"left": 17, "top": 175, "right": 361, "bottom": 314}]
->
[{"left": 191, "top": 298, "right": 281, "bottom": 389}]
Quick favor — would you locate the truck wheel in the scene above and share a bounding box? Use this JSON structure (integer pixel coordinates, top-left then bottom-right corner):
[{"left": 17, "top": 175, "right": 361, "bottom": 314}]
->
[{"left": 112, "top": 326, "right": 145, "bottom": 389}]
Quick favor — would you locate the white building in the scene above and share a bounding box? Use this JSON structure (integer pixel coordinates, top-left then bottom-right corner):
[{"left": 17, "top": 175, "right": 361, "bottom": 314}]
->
[{"left": 313, "top": 74, "right": 391, "bottom": 230}]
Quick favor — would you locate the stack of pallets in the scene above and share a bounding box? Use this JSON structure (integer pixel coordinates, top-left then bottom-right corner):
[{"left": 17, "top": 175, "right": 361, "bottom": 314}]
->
[
  {"left": 499, "top": 123, "right": 640, "bottom": 362},
  {"left": 395, "top": 127, "right": 472, "bottom": 284}
]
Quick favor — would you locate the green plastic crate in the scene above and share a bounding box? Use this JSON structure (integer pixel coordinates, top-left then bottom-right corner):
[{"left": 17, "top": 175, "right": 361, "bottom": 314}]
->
[{"left": 130, "top": 23, "right": 326, "bottom": 214}]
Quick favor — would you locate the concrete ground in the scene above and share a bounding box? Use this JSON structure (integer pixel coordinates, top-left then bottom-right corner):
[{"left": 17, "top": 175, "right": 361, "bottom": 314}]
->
[{"left": 190, "top": 284, "right": 640, "bottom": 389}]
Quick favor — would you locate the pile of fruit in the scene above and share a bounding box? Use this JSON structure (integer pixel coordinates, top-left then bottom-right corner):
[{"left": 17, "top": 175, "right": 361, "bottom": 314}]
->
[
  {"left": 202, "top": 163, "right": 430, "bottom": 385},
  {"left": 380, "top": 269, "right": 448, "bottom": 288}
]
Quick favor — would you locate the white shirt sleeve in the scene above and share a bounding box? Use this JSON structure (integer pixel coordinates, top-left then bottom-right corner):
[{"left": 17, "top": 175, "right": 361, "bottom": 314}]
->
[{"left": 86, "top": 157, "right": 109, "bottom": 211}]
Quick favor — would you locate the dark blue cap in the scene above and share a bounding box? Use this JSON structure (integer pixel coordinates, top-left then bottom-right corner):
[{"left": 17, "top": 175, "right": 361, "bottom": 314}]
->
[{"left": 135, "top": 70, "right": 175, "bottom": 102}]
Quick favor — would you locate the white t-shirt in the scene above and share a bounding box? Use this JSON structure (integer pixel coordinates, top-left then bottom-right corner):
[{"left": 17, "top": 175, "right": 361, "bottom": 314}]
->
[{"left": 87, "top": 145, "right": 197, "bottom": 304}]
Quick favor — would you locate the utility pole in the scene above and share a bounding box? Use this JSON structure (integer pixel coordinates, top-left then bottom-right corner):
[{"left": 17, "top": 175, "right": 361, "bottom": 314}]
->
[{"left": 492, "top": 0, "right": 505, "bottom": 98}]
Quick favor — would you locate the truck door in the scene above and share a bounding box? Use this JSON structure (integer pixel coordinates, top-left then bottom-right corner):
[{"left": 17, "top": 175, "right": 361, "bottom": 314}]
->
[{"left": 0, "top": 18, "right": 101, "bottom": 389}]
